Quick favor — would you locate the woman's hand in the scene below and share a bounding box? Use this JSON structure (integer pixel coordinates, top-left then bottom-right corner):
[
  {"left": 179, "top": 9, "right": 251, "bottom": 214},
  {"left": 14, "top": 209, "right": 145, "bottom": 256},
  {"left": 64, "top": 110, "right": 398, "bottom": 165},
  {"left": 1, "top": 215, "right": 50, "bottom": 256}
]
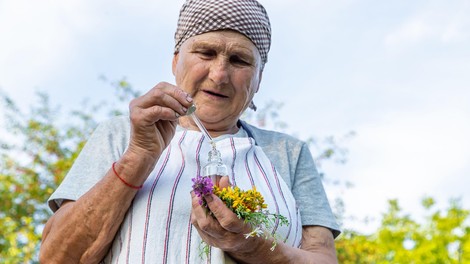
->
[
  {"left": 190, "top": 189, "right": 253, "bottom": 253},
  {"left": 127, "top": 82, "right": 193, "bottom": 160}
]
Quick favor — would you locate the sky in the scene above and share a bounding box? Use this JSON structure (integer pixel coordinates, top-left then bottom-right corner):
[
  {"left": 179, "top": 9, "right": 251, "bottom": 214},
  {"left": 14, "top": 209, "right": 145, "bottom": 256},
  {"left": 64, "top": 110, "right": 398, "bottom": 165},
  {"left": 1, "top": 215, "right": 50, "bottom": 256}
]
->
[{"left": 1, "top": 0, "right": 469, "bottom": 233}]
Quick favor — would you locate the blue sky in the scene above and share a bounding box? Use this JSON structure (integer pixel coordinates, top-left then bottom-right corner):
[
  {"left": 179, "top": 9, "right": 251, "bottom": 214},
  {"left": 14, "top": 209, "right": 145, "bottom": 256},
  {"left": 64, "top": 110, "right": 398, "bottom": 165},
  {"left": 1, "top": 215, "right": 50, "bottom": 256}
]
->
[{"left": 1, "top": 0, "right": 469, "bottom": 233}]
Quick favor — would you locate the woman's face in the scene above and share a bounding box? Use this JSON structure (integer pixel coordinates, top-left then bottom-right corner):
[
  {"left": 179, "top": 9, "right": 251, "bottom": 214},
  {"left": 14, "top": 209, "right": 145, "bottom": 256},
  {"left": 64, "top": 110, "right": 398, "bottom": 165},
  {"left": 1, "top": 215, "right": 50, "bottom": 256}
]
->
[{"left": 172, "top": 30, "right": 262, "bottom": 132}]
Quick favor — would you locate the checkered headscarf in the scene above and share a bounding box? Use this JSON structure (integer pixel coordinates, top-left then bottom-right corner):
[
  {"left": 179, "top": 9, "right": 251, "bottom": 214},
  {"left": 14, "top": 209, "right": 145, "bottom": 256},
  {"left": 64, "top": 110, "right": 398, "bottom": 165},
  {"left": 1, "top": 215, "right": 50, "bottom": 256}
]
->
[{"left": 174, "top": 0, "right": 272, "bottom": 66}]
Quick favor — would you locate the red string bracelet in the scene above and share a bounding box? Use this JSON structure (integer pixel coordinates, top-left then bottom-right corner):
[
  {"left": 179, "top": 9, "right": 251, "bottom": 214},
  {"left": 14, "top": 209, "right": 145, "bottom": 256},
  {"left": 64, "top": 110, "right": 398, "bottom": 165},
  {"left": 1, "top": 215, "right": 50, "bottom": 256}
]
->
[{"left": 112, "top": 162, "right": 143, "bottom": 190}]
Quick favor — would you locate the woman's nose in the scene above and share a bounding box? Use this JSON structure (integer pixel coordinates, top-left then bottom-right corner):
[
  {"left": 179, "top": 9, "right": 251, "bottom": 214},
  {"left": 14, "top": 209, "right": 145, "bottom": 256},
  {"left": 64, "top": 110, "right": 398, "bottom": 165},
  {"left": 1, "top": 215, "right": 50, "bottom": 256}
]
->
[{"left": 208, "top": 59, "right": 229, "bottom": 86}]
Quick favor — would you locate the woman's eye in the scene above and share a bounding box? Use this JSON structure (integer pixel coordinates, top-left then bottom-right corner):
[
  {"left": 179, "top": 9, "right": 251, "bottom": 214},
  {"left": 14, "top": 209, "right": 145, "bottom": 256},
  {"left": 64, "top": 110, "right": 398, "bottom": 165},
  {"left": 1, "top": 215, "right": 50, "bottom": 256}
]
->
[
  {"left": 197, "top": 50, "right": 215, "bottom": 58},
  {"left": 230, "top": 56, "right": 249, "bottom": 65}
]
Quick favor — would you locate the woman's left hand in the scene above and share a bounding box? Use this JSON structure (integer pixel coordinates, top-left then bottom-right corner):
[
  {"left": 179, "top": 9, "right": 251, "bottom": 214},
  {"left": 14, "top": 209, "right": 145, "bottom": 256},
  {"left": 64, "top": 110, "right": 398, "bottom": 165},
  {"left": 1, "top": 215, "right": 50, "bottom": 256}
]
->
[{"left": 190, "top": 176, "right": 253, "bottom": 253}]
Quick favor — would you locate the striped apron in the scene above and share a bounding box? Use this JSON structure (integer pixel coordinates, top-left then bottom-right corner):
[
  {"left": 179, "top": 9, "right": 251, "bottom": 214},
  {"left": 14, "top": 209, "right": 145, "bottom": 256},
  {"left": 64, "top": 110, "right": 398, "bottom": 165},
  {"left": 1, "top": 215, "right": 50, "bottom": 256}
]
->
[{"left": 104, "top": 130, "right": 302, "bottom": 263}]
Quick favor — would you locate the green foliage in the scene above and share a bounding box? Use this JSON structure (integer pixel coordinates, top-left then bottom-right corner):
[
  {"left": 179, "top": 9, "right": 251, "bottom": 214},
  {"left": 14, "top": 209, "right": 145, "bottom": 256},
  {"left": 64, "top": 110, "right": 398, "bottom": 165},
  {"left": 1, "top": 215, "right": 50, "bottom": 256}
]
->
[
  {"left": 0, "top": 92, "right": 89, "bottom": 263},
  {"left": 336, "top": 197, "right": 470, "bottom": 263},
  {"left": 0, "top": 78, "right": 136, "bottom": 263}
]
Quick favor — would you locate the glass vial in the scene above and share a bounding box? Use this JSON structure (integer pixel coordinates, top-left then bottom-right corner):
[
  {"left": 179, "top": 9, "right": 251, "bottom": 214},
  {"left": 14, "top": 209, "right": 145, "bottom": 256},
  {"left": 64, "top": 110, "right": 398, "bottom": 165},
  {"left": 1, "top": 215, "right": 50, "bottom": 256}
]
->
[{"left": 202, "top": 143, "right": 228, "bottom": 186}]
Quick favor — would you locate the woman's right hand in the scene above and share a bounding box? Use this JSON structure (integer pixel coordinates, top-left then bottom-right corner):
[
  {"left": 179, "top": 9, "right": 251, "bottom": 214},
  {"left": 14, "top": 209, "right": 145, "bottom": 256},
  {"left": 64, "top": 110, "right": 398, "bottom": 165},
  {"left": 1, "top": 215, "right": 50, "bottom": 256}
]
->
[{"left": 127, "top": 82, "right": 193, "bottom": 161}]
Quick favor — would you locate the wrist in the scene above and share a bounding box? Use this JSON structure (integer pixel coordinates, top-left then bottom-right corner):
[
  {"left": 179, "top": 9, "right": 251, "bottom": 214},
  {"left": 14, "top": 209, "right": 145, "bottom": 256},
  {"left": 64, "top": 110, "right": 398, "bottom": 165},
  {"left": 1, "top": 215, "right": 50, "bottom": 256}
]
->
[
  {"left": 227, "top": 235, "right": 266, "bottom": 261},
  {"left": 112, "top": 162, "right": 143, "bottom": 189},
  {"left": 126, "top": 140, "right": 163, "bottom": 161},
  {"left": 114, "top": 150, "right": 158, "bottom": 187},
  {"left": 228, "top": 236, "right": 293, "bottom": 264}
]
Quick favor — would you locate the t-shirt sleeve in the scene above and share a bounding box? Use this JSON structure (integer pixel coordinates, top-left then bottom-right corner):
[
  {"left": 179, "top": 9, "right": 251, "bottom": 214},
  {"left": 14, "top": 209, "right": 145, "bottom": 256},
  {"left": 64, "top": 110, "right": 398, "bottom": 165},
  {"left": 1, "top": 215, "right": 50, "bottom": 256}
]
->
[
  {"left": 47, "top": 116, "right": 130, "bottom": 212},
  {"left": 292, "top": 143, "right": 341, "bottom": 238}
]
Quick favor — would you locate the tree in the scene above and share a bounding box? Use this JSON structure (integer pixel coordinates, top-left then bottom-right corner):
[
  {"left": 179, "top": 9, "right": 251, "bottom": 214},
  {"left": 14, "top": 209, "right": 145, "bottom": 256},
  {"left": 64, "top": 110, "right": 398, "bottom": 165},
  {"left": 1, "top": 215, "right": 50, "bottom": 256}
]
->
[
  {"left": 336, "top": 197, "right": 470, "bottom": 263},
  {"left": 0, "top": 78, "right": 136, "bottom": 263},
  {"left": 0, "top": 93, "right": 94, "bottom": 263}
]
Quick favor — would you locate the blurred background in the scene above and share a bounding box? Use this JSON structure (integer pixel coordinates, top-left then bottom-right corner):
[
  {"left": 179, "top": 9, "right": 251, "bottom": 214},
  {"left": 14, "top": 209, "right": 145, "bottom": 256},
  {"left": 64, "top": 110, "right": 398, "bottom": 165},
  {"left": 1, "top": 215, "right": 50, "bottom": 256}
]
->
[{"left": 1, "top": 0, "right": 469, "bottom": 262}]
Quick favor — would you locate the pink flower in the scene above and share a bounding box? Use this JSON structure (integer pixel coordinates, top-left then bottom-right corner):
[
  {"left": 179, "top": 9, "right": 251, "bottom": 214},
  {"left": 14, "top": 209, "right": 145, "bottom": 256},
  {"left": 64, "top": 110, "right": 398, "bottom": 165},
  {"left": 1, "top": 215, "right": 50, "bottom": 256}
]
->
[{"left": 191, "top": 175, "right": 213, "bottom": 205}]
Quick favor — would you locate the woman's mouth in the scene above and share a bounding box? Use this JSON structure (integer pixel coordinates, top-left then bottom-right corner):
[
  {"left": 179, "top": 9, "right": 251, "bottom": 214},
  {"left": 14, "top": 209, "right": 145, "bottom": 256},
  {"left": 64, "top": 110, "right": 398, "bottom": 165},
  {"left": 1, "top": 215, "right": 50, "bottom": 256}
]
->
[{"left": 203, "top": 90, "right": 229, "bottom": 98}]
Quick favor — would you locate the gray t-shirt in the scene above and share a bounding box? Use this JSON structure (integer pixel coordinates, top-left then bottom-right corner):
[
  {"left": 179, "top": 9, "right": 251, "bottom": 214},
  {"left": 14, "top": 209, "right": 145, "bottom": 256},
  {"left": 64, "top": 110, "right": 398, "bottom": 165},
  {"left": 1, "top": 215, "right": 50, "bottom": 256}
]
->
[{"left": 49, "top": 116, "right": 340, "bottom": 238}]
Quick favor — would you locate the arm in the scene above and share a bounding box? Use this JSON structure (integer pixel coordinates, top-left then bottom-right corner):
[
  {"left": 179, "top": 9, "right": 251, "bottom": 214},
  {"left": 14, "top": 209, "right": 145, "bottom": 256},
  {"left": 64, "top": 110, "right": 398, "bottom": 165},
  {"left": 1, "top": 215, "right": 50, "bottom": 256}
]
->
[
  {"left": 190, "top": 190, "right": 338, "bottom": 264},
  {"left": 230, "top": 225, "right": 337, "bottom": 264},
  {"left": 40, "top": 152, "right": 153, "bottom": 263},
  {"left": 39, "top": 83, "right": 194, "bottom": 263}
]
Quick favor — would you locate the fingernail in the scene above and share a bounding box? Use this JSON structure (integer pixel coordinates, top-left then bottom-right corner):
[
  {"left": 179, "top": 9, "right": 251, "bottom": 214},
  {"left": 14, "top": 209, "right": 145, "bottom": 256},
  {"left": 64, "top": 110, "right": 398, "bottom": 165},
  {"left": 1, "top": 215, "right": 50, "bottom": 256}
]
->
[
  {"left": 204, "top": 195, "right": 213, "bottom": 202},
  {"left": 182, "top": 107, "right": 187, "bottom": 113},
  {"left": 186, "top": 95, "right": 193, "bottom": 103},
  {"left": 175, "top": 112, "right": 180, "bottom": 118}
]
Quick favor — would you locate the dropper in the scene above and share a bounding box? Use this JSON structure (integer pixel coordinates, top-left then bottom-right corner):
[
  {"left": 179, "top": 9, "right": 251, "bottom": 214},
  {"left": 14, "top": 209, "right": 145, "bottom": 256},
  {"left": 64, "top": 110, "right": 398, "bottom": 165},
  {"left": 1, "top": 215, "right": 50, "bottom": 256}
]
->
[
  {"left": 186, "top": 104, "right": 228, "bottom": 182},
  {"left": 186, "top": 104, "right": 214, "bottom": 144}
]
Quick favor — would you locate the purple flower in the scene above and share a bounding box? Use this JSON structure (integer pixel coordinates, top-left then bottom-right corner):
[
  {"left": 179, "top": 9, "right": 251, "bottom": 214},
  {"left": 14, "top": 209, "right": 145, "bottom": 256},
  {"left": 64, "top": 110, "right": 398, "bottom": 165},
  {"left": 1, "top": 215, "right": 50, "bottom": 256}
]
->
[{"left": 191, "top": 175, "right": 213, "bottom": 205}]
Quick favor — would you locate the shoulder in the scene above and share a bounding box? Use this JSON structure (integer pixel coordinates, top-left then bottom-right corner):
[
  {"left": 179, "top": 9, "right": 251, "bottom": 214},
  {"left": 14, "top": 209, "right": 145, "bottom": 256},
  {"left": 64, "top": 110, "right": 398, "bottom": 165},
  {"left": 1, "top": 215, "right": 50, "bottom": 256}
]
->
[
  {"left": 240, "top": 120, "right": 313, "bottom": 188},
  {"left": 240, "top": 120, "right": 308, "bottom": 153},
  {"left": 80, "top": 115, "right": 131, "bottom": 160},
  {"left": 96, "top": 115, "right": 130, "bottom": 132},
  {"left": 47, "top": 116, "right": 131, "bottom": 212},
  {"left": 93, "top": 116, "right": 131, "bottom": 141}
]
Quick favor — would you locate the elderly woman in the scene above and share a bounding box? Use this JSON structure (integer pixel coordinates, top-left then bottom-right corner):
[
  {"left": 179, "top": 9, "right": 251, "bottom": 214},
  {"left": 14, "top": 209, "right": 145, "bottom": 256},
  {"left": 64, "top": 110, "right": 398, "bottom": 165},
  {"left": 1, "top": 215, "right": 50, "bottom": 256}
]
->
[{"left": 40, "top": 0, "right": 340, "bottom": 263}]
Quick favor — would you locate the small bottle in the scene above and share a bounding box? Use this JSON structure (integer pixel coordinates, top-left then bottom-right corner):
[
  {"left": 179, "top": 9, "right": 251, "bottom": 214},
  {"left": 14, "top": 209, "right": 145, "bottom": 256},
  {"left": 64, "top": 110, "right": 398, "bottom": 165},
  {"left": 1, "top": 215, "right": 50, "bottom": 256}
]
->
[{"left": 202, "top": 142, "right": 228, "bottom": 186}]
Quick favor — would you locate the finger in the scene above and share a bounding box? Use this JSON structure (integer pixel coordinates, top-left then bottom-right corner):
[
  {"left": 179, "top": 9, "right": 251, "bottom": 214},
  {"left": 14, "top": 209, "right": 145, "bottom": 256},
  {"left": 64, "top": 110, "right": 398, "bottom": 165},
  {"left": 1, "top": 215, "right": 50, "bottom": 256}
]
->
[
  {"left": 190, "top": 192, "right": 226, "bottom": 239},
  {"left": 190, "top": 191, "right": 214, "bottom": 222},
  {"left": 218, "top": 176, "right": 231, "bottom": 189},
  {"left": 191, "top": 222, "right": 221, "bottom": 248},
  {"left": 131, "top": 82, "right": 193, "bottom": 113},
  {"left": 204, "top": 194, "right": 248, "bottom": 234},
  {"left": 130, "top": 106, "right": 179, "bottom": 128},
  {"left": 155, "top": 121, "right": 178, "bottom": 140},
  {"left": 212, "top": 175, "right": 231, "bottom": 188},
  {"left": 158, "top": 82, "right": 193, "bottom": 106},
  {"left": 130, "top": 93, "right": 187, "bottom": 119},
  {"left": 141, "top": 82, "right": 190, "bottom": 106}
]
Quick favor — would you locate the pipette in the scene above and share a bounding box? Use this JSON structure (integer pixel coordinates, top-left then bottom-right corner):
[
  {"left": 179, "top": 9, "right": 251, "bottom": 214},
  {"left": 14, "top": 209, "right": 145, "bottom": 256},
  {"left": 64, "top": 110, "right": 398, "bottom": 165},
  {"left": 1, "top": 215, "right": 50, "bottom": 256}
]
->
[
  {"left": 186, "top": 104, "right": 214, "bottom": 143},
  {"left": 186, "top": 104, "right": 228, "bottom": 182}
]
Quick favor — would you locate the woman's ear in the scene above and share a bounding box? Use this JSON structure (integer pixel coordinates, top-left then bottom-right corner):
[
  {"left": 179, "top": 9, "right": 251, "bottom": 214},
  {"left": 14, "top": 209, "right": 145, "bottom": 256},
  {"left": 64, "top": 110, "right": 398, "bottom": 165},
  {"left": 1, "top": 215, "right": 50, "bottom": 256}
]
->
[
  {"left": 255, "top": 71, "right": 263, "bottom": 93},
  {"left": 172, "top": 52, "right": 179, "bottom": 76}
]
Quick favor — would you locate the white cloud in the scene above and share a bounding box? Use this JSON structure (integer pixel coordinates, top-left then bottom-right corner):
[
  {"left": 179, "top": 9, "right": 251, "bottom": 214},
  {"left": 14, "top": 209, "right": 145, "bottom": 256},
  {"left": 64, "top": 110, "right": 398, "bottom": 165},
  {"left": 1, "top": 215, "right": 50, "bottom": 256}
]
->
[
  {"left": 0, "top": 0, "right": 182, "bottom": 109},
  {"left": 384, "top": 1, "right": 470, "bottom": 48},
  {"left": 385, "top": 18, "right": 431, "bottom": 46},
  {"left": 0, "top": 1, "right": 100, "bottom": 99}
]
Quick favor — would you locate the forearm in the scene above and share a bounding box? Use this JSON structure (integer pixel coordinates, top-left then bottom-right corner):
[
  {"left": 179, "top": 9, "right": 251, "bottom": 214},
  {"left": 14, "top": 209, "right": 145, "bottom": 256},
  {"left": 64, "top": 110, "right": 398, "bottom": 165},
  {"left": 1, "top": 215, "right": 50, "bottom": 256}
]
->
[
  {"left": 40, "top": 152, "right": 155, "bottom": 263},
  {"left": 228, "top": 227, "right": 338, "bottom": 264}
]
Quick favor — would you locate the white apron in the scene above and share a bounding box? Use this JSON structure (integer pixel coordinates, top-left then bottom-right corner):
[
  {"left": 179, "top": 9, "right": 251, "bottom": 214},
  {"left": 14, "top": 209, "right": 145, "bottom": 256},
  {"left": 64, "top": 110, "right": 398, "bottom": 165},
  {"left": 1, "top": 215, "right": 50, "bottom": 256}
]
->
[{"left": 104, "top": 130, "right": 302, "bottom": 264}]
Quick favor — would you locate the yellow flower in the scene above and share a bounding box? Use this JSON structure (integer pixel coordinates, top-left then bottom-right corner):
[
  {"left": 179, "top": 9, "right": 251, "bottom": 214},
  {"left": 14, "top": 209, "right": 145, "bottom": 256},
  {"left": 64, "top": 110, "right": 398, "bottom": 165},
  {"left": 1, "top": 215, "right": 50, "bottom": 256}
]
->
[
  {"left": 213, "top": 185, "right": 268, "bottom": 217},
  {"left": 200, "top": 184, "right": 289, "bottom": 258}
]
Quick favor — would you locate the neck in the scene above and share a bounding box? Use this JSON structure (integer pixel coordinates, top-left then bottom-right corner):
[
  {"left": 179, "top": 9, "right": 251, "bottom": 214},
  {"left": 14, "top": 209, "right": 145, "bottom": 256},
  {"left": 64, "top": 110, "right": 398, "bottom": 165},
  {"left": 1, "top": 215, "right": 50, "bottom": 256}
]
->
[{"left": 178, "top": 116, "right": 239, "bottom": 138}]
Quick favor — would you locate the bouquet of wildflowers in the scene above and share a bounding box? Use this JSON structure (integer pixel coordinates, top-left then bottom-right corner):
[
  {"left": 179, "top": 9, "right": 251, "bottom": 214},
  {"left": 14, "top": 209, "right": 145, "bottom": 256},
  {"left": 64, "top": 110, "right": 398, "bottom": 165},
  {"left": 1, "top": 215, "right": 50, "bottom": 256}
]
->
[{"left": 191, "top": 175, "right": 289, "bottom": 255}]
